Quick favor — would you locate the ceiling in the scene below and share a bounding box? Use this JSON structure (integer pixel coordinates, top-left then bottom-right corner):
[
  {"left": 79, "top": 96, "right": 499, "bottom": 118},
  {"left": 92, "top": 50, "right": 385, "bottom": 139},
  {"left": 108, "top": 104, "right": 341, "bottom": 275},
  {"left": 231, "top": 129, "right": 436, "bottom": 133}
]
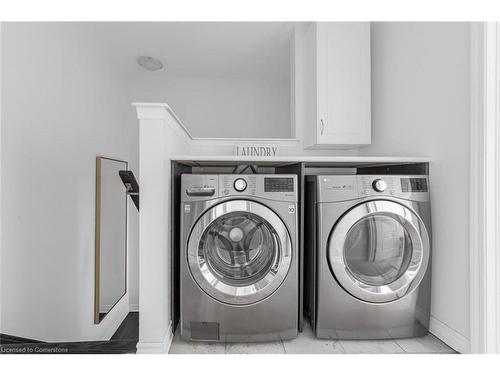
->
[{"left": 89, "top": 22, "right": 302, "bottom": 81}]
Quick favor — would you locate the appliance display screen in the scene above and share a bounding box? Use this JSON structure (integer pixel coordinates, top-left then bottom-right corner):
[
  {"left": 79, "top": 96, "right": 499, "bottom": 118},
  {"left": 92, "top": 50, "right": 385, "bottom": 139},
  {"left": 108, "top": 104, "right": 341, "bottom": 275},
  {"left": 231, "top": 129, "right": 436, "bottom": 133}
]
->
[
  {"left": 400, "top": 178, "right": 428, "bottom": 192},
  {"left": 264, "top": 178, "right": 294, "bottom": 192}
]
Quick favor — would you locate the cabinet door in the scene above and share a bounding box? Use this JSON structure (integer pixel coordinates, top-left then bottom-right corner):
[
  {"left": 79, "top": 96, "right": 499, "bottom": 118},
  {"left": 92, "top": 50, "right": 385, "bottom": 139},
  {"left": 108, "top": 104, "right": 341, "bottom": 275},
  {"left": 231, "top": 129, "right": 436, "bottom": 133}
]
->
[{"left": 316, "top": 22, "right": 371, "bottom": 146}]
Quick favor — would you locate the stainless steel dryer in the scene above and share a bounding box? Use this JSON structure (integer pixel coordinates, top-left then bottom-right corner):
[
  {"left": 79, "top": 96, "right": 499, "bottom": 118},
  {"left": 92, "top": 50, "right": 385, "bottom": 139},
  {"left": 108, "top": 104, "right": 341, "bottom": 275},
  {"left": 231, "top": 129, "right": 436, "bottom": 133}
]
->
[
  {"left": 305, "top": 175, "right": 432, "bottom": 339},
  {"left": 180, "top": 174, "right": 298, "bottom": 342}
]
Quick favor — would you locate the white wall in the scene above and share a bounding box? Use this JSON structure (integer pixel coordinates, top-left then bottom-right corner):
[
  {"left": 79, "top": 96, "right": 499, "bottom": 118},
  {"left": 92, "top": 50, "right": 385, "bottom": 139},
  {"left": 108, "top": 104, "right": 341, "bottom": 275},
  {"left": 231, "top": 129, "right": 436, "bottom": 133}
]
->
[
  {"left": 0, "top": 23, "right": 139, "bottom": 342},
  {"left": 360, "top": 22, "right": 471, "bottom": 349},
  {"left": 130, "top": 73, "right": 291, "bottom": 139}
]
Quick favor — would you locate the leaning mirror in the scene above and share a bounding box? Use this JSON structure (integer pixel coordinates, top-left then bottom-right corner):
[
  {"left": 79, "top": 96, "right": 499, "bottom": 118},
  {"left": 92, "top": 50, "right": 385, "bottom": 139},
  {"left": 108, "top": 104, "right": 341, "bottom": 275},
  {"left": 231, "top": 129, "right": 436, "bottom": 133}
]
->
[{"left": 94, "top": 156, "right": 128, "bottom": 324}]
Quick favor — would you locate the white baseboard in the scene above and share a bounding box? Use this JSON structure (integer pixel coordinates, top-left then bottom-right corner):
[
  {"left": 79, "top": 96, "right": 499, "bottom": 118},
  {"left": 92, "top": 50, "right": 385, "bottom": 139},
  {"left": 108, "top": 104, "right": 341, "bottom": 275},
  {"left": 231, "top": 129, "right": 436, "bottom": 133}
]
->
[
  {"left": 129, "top": 303, "right": 139, "bottom": 312},
  {"left": 430, "top": 316, "right": 470, "bottom": 353},
  {"left": 136, "top": 322, "right": 174, "bottom": 354}
]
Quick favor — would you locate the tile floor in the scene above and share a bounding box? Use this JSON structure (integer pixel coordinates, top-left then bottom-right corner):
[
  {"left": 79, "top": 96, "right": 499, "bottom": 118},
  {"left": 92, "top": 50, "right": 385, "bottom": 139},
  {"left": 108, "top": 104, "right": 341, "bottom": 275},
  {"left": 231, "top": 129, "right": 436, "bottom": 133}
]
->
[{"left": 169, "top": 321, "right": 456, "bottom": 354}]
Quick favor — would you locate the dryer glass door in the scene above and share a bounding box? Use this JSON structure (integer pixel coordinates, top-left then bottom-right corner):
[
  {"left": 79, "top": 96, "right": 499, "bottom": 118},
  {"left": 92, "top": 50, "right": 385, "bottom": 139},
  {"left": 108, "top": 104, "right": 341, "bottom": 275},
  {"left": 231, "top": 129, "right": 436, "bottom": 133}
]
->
[
  {"left": 328, "top": 200, "right": 429, "bottom": 303},
  {"left": 188, "top": 200, "right": 292, "bottom": 305}
]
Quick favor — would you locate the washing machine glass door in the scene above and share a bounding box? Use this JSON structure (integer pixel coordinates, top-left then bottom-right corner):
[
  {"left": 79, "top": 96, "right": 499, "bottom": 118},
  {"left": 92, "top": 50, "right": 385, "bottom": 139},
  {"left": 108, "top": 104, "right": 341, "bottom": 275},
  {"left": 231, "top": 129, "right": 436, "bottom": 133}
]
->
[
  {"left": 188, "top": 200, "right": 292, "bottom": 305},
  {"left": 328, "top": 200, "right": 430, "bottom": 303}
]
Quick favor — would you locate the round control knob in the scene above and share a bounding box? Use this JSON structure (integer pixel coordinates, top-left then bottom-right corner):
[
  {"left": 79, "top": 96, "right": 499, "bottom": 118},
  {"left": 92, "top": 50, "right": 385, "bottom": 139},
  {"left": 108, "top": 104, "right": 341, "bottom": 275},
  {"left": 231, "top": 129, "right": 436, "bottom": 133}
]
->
[
  {"left": 233, "top": 178, "right": 247, "bottom": 192},
  {"left": 372, "top": 179, "right": 387, "bottom": 192}
]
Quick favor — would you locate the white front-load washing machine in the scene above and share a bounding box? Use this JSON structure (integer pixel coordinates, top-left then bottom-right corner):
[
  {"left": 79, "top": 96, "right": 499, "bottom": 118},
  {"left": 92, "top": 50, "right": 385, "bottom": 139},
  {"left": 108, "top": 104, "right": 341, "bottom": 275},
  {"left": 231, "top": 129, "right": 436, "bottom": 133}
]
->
[
  {"left": 305, "top": 174, "right": 432, "bottom": 339},
  {"left": 180, "top": 174, "right": 298, "bottom": 342}
]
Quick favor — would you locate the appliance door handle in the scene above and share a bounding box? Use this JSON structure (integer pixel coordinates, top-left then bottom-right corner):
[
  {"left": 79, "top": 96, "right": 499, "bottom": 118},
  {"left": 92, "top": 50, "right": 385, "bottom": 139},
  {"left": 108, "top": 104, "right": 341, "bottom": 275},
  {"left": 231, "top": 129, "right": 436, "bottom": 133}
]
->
[{"left": 320, "top": 119, "right": 325, "bottom": 135}]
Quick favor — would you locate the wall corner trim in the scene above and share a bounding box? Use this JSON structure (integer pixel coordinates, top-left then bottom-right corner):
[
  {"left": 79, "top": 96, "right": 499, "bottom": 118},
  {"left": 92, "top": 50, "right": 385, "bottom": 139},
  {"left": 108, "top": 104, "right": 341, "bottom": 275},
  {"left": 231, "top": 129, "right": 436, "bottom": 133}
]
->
[
  {"left": 136, "top": 323, "right": 174, "bottom": 354},
  {"left": 469, "top": 21, "right": 500, "bottom": 354}
]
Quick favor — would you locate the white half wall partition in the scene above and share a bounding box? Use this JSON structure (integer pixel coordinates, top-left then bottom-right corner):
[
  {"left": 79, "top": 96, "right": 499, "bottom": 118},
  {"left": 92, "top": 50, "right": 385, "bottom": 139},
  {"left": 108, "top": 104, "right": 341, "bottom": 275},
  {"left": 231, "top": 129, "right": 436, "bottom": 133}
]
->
[{"left": 134, "top": 103, "right": 191, "bottom": 353}]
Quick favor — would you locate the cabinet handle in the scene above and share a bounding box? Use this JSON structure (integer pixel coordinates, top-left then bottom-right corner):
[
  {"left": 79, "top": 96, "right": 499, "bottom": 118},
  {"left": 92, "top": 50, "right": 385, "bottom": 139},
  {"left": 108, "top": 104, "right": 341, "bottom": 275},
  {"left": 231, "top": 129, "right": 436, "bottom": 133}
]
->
[{"left": 320, "top": 119, "right": 325, "bottom": 135}]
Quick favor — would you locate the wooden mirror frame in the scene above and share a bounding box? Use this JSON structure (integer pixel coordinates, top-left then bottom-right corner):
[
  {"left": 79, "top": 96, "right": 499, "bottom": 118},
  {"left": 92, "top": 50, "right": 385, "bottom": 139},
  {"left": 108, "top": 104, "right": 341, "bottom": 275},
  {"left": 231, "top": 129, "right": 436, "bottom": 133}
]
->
[{"left": 94, "top": 156, "right": 128, "bottom": 324}]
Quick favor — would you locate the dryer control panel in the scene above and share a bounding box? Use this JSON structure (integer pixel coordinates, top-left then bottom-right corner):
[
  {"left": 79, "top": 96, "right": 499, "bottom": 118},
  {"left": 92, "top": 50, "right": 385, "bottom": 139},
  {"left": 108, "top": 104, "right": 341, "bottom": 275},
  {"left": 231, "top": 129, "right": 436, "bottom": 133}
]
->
[
  {"left": 359, "top": 176, "right": 399, "bottom": 197},
  {"left": 317, "top": 175, "right": 430, "bottom": 203},
  {"left": 219, "top": 175, "right": 297, "bottom": 202}
]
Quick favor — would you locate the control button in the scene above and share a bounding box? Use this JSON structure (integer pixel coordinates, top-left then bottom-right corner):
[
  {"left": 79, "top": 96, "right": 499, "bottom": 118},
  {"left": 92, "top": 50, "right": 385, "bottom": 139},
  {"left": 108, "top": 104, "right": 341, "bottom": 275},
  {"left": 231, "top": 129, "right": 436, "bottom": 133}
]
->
[
  {"left": 372, "top": 179, "right": 387, "bottom": 192},
  {"left": 233, "top": 178, "right": 247, "bottom": 192},
  {"left": 390, "top": 189, "right": 395, "bottom": 195}
]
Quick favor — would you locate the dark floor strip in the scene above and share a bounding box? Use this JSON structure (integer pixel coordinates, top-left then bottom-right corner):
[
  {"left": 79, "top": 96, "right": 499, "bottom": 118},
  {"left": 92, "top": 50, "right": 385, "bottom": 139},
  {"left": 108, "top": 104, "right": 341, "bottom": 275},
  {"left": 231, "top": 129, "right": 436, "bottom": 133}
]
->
[
  {"left": 0, "top": 333, "right": 45, "bottom": 344},
  {"left": 0, "top": 312, "right": 138, "bottom": 354}
]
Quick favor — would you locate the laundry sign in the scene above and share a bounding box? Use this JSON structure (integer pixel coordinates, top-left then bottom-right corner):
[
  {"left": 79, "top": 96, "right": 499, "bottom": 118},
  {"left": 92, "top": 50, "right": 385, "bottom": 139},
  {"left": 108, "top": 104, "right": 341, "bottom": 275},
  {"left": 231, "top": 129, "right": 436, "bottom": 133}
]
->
[{"left": 235, "top": 143, "right": 280, "bottom": 157}]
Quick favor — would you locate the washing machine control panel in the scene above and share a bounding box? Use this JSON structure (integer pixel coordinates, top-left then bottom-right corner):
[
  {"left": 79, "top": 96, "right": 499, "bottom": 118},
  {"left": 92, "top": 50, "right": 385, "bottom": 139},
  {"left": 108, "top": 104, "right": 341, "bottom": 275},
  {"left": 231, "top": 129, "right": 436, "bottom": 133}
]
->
[
  {"left": 233, "top": 178, "right": 248, "bottom": 192},
  {"left": 221, "top": 176, "right": 257, "bottom": 196},
  {"left": 220, "top": 175, "right": 297, "bottom": 202},
  {"left": 264, "top": 177, "right": 295, "bottom": 192},
  {"left": 182, "top": 175, "right": 297, "bottom": 202}
]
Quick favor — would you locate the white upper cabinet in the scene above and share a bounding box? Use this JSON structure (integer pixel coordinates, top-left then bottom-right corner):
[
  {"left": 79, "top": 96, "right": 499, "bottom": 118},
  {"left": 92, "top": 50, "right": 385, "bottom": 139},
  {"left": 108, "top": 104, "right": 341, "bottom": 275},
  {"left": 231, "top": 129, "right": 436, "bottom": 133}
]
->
[{"left": 299, "top": 22, "right": 371, "bottom": 149}]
